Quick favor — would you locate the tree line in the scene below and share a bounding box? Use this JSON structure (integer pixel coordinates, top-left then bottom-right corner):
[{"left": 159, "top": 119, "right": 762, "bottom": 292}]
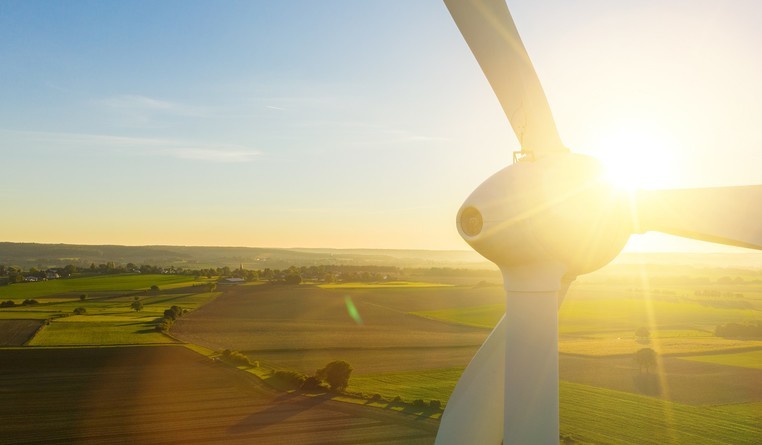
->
[
  {"left": 715, "top": 321, "right": 762, "bottom": 338},
  {"left": 1, "top": 261, "right": 496, "bottom": 287}
]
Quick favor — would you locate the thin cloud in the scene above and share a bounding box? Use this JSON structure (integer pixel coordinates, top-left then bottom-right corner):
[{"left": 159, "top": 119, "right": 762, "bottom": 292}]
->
[
  {"left": 165, "top": 146, "right": 261, "bottom": 163},
  {"left": 405, "top": 135, "right": 449, "bottom": 142},
  {"left": 1, "top": 129, "right": 261, "bottom": 163},
  {"left": 96, "top": 94, "right": 212, "bottom": 120},
  {"left": 100, "top": 94, "right": 176, "bottom": 110}
]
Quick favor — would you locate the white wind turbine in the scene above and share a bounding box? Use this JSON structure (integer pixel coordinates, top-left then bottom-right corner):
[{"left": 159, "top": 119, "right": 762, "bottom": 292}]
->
[{"left": 436, "top": 1, "right": 762, "bottom": 444}]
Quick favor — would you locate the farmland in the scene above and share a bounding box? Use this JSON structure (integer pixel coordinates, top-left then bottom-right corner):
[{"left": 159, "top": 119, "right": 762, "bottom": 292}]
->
[
  {"left": 0, "top": 319, "right": 42, "bottom": 346},
  {"left": 0, "top": 274, "right": 198, "bottom": 300},
  {"left": 1, "top": 261, "right": 761, "bottom": 444},
  {"left": 171, "top": 269, "right": 762, "bottom": 443},
  {"left": 0, "top": 274, "right": 219, "bottom": 346},
  {"left": 0, "top": 346, "right": 437, "bottom": 444},
  {"left": 0, "top": 274, "right": 444, "bottom": 444}
]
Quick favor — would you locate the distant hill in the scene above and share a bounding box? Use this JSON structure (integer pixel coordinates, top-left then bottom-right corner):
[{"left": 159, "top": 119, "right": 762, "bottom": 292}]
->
[
  {"left": 0, "top": 242, "right": 493, "bottom": 270},
  {"left": 0, "top": 242, "right": 759, "bottom": 271}
]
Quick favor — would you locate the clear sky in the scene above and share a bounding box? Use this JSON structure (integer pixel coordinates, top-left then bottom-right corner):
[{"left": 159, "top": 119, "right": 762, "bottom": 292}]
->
[{"left": 1, "top": 0, "right": 760, "bottom": 252}]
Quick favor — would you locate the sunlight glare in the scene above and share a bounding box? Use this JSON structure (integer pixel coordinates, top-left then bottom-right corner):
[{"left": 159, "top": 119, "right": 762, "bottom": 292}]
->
[{"left": 593, "top": 123, "right": 677, "bottom": 191}]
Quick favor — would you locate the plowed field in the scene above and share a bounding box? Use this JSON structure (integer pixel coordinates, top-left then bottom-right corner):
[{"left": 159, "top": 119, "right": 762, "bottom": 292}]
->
[
  {"left": 0, "top": 319, "right": 42, "bottom": 346},
  {"left": 0, "top": 346, "right": 437, "bottom": 444}
]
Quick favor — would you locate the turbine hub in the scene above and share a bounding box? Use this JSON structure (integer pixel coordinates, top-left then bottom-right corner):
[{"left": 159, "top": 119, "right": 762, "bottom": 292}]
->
[{"left": 457, "top": 153, "right": 631, "bottom": 277}]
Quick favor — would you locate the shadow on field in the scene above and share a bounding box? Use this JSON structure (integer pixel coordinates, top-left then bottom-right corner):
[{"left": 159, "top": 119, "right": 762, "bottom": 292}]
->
[
  {"left": 398, "top": 405, "right": 439, "bottom": 419},
  {"left": 632, "top": 373, "right": 661, "bottom": 396},
  {"left": 227, "top": 392, "right": 331, "bottom": 434},
  {"left": 368, "top": 400, "right": 439, "bottom": 419}
]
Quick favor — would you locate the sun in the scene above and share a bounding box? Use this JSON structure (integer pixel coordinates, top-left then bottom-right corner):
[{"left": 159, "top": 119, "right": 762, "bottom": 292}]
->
[{"left": 593, "top": 122, "right": 677, "bottom": 191}]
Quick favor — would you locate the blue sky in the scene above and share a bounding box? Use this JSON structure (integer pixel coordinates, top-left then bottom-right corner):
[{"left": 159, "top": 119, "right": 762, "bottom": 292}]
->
[{"left": 1, "top": 0, "right": 760, "bottom": 251}]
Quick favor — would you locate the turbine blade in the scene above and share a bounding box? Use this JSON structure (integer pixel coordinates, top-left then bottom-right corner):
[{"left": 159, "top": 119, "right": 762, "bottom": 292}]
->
[
  {"left": 558, "top": 274, "right": 576, "bottom": 307},
  {"left": 444, "top": 0, "right": 567, "bottom": 155},
  {"left": 435, "top": 315, "right": 505, "bottom": 445},
  {"left": 635, "top": 186, "right": 762, "bottom": 250}
]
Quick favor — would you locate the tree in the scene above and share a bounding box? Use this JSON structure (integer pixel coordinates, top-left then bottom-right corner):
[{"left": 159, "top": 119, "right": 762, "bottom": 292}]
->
[
  {"left": 80, "top": 294, "right": 87, "bottom": 301},
  {"left": 316, "top": 360, "right": 353, "bottom": 391},
  {"left": 63, "top": 264, "right": 77, "bottom": 277},
  {"left": 283, "top": 273, "right": 302, "bottom": 285},
  {"left": 634, "top": 348, "right": 657, "bottom": 374},
  {"left": 73, "top": 307, "right": 87, "bottom": 315},
  {"left": 163, "top": 305, "right": 182, "bottom": 321},
  {"left": 131, "top": 300, "right": 143, "bottom": 312},
  {"left": 150, "top": 285, "right": 160, "bottom": 292},
  {"left": 635, "top": 326, "right": 650, "bottom": 339}
]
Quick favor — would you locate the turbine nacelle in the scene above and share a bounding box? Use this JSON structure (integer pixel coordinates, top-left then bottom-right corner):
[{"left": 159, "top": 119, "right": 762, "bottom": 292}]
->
[{"left": 457, "top": 153, "right": 632, "bottom": 278}]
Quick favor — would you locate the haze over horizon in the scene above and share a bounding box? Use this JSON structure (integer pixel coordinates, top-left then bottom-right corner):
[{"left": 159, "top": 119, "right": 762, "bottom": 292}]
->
[{"left": 2, "top": 1, "right": 760, "bottom": 254}]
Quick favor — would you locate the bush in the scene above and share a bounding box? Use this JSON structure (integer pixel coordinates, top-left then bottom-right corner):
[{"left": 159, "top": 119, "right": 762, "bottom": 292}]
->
[
  {"left": 392, "top": 396, "right": 404, "bottom": 404},
  {"left": 429, "top": 400, "right": 442, "bottom": 410},
  {"left": 301, "top": 376, "right": 324, "bottom": 391},
  {"left": 315, "top": 360, "right": 353, "bottom": 391},
  {"left": 73, "top": 307, "right": 87, "bottom": 315},
  {"left": 412, "top": 399, "right": 427, "bottom": 408},
  {"left": 369, "top": 393, "right": 382, "bottom": 403},
  {"left": 150, "top": 285, "right": 160, "bottom": 291},
  {"left": 0, "top": 300, "right": 16, "bottom": 308},
  {"left": 272, "top": 370, "right": 307, "bottom": 389},
  {"left": 22, "top": 299, "right": 39, "bottom": 305},
  {"left": 220, "top": 349, "right": 252, "bottom": 367}
]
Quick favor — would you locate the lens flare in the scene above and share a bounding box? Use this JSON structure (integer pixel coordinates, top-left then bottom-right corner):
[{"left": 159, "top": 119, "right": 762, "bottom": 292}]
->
[{"left": 344, "top": 296, "right": 363, "bottom": 325}]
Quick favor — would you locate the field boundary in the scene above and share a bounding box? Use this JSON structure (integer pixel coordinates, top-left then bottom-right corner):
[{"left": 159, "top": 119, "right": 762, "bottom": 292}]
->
[{"left": 560, "top": 344, "right": 762, "bottom": 360}]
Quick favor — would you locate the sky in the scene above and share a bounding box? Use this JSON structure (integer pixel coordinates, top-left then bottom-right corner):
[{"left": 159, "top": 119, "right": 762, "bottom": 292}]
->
[{"left": 1, "top": 0, "right": 760, "bottom": 253}]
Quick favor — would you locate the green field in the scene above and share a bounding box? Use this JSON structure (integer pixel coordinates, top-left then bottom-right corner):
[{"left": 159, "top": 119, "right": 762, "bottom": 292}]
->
[
  {"left": 681, "top": 350, "right": 762, "bottom": 370},
  {"left": 412, "top": 303, "right": 503, "bottom": 329},
  {"left": 409, "top": 283, "right": 762, "bottom": 356},
  {"left": 0, "top": 274, "right": 200, "bottom": 300},
  {"left": 352, "top": 370, "right": 762, "bottom": 444},
  {"left": 0, "top": 274, "right": 220, "bottom": 346},
  {"left": 560, "top": 381, "right": 760, "bottom": 444},
  {"left": 28, "top": 318, "right": 173, "bottom": 345},
  {"left": 351, "top": 367, "right": 461, "bottom": 403},
  {"left": 318, "top": 281, "right": 453, "bottom": 289}
]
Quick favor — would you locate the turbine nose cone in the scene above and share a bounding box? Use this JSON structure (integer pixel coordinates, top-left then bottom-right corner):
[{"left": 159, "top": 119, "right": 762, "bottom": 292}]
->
[
  {"left": 459, "top": 206, "right": 483, "bottom": 237},
  {"left": 456, "top": 154, "right": 633, "bottom": 275}
]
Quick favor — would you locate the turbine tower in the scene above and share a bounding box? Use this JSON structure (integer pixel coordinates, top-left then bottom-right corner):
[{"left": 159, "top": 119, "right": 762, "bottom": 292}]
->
[{"left": 436, "top": 1, "right": 762, "bottom": 444}]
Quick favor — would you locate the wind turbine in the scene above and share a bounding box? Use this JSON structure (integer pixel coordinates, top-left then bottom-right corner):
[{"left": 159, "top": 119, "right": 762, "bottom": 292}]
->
[{"left": 436, "top": 1, "right": 762, "bottom": 444}]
